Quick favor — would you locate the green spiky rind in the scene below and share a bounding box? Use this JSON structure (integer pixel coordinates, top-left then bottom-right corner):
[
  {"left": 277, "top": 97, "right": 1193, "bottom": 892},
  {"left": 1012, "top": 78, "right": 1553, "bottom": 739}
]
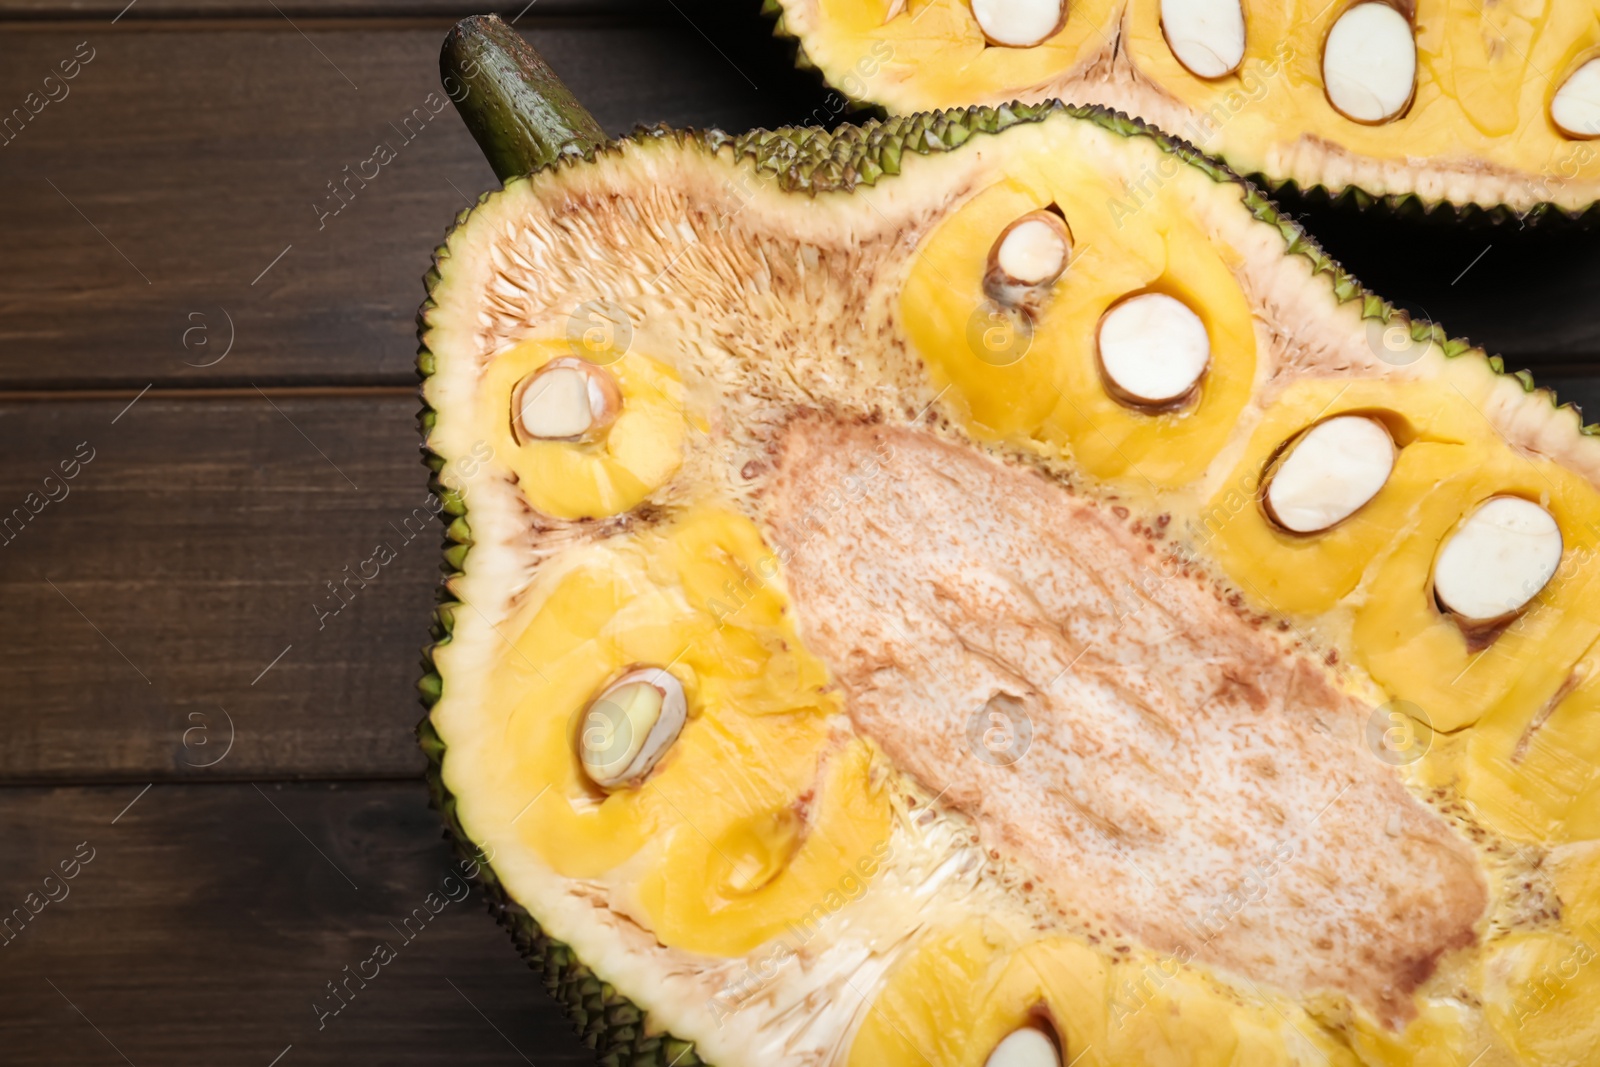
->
[
  {"left": 414, "top": 98, "right": 1599, "bottom": 1067},
  {"left": 726, "top": 101, "right": 1592, "bottom": 428},
  {"left": 755, "top": 0, "right": 1600, "bottom": 225},
  {"left": 718, "top": 97, "right": 1590, "bottom": 431},
  {"left": 418, "top": 721, "right": 708, "bottom": 1067},
  {"left": 414, "top": 181, "right": 709, "bottom": 1066},
  {"left": 728, "top": 101, "right": 1056, "bottom": 191},
  {"left": 1261, "top": 174, "right": 1600, "bottom": 229}
]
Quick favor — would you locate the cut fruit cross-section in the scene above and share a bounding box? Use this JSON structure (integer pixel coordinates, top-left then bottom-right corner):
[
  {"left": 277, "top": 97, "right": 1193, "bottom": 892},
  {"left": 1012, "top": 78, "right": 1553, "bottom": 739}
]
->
[
  {"left": 1159, "top": 0, "right": 1245, "bottom": 79},
  {"left": 760, "top": 0, "right": 1600, "bottom": 217},
  {"left": 418, "top": 18, "right": 1600, "bottom": 1067},
  {"left": 511, "top": 358, "right": 622, "bottom": 443},
  {"left": 1432, "top": 496, "right": 1564, "bottom": 625},
  {"left": 971, "top": 0, "right": 1066, "bottom": 47},
  {"left": 578, "top": 667, "right": 688, "bottom": 790},
  {"left": 1552, "top": 57, "right": 1600, "bottom": 139},
  {"left": 1095, "top": 292, "right": 1210, "bottom": 409},
  {"left": 984, "top": 1027, "right": 1061, "bottom": 1067},
  {"left": 1322, "top": 3, "right": 1418, "bottom": 124},
  {"left": 1262, "top": 415, "right": 1397, "bottom": 534},
  {"left": 985, "top": 209, "right": 1073, "bottom": 319},
  {"left": 991, "top": 212, "right": 1071, "bottom": 288}
]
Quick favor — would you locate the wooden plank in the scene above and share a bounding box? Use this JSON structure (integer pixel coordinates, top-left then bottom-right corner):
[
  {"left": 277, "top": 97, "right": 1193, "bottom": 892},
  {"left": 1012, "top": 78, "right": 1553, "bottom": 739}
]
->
[
  {"left": 0, "top": 781, "right": 597, "bottom": 1065},
  {"left": 0, "top": 22, "right": 829, "bottom": 389},
  {"left": 0, "top": 393, "right": 441, "bottom": 782},
  {"left": 4, "top": 15, "right": 1598, "bottom": 387},
  {"left": 4, "top": 372, "right": 1598, "bottom": 787},
  {"left": 0, "top": 1, "right": 647, "bottom": 16},
  {"left": 13, "top": 15, "right": 1584, "bottom": 387}
]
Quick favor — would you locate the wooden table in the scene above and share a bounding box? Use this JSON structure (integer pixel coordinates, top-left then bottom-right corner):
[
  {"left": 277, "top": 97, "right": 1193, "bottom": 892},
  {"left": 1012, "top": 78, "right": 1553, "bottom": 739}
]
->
[{"left": 1, "top": 3, "right": 1596, "bottom": 1064}]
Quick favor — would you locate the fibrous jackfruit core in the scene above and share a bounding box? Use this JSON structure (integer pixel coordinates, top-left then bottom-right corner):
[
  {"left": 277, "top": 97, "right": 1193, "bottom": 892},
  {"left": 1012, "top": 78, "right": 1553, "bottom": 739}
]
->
[{"left": 761, "top": 418, "right": 1488, "bottom": 1023}]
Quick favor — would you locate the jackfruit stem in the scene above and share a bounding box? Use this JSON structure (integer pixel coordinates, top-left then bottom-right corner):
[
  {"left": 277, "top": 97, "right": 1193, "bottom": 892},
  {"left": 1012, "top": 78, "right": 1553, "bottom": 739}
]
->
[{"left": 442, "top": 14, "right": 608, "bottom": 183}]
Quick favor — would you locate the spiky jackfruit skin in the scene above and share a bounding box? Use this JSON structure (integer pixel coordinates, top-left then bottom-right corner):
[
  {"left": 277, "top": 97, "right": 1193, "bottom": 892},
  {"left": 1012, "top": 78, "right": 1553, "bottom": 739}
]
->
[
  {"left": 419, "top": 717, "right": 706, "bottom": 1067},
  {"left": 416, "top": 102, "right": 1599, "bottom": 1067},
  {"left": 760, "top": 0, "right": 1600, "bottom": 223}
]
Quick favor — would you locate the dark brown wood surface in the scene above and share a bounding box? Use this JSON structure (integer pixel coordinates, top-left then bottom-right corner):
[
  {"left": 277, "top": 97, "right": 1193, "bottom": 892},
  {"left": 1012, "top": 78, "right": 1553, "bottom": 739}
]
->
[
  {"left": 0, "top": 782, "right": 595, "bottom": 1064},
  {"left": 1, "top": 1, "right": 1597, "bottom": 1064},
  {"left": 0, "top": 2, "right": 650, "bottom": 16},
  {"left": 0, "top": 15, "right": 820, "bottom": 390},
  {"left": 0, "top": 6, "right": 833, "bottom": 1062},
  {"left": 0, "top": 393, "right": 437, "bottom": 783}
]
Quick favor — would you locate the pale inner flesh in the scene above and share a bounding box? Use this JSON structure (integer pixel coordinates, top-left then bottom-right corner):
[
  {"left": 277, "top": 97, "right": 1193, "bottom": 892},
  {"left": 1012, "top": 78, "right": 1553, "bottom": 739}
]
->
[{"left": 761, "top": 420, "right": 1487, "bottom": 1023}]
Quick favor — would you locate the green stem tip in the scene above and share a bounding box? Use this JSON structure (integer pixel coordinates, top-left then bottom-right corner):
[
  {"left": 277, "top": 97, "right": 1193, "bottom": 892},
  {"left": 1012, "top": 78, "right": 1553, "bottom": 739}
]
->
[{"left": 441, "top": 14, "right": 609, "bottom": 183}]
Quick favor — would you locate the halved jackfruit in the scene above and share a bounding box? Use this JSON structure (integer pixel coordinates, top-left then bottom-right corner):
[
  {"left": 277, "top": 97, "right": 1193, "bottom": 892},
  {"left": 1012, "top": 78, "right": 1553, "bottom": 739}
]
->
[
  {"left": 420, "top": 16, "right": 1600, "bottom": 1067},
  {"left": 761, "top": 0, "right": 1600, "bottom": 220}
]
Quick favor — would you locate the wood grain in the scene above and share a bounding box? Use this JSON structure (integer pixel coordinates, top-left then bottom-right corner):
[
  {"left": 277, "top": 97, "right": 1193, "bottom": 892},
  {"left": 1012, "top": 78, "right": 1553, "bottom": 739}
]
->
[
  {"left": 2, "top": 8, "right": 1600, "bottom": 1067},
  {"left": 0, "top": 781, "right": 597, "bottom": 1066},
  {"left": 0, "top": 393, "right": 440, "bottom": 782},
  {"left": 0, "top": 22, "right": 829, "bottom": 389},
  {"left": 0, "top": 1, "right": 648, "bottom": 16},
  {"left": 5, "top": 375, "right": 1596, "bottom": 787},
  {"left": 6, "top": 15, "right": 1586, "bottom": 392}
]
